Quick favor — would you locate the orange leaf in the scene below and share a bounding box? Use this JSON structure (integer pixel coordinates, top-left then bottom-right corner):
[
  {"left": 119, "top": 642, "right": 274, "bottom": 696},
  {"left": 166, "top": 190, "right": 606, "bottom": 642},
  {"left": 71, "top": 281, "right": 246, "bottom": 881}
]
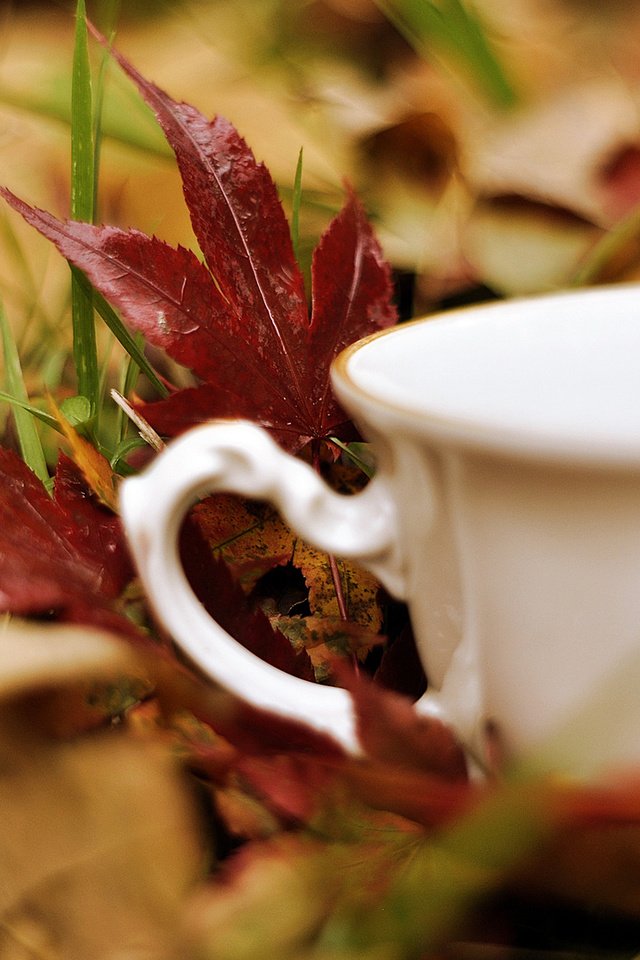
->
[
  {"left": 49, "top": 398, "right": 118, "bottom": 511},
  {"left": 192, "top": 495, "right": 292, "bottom": 592}
]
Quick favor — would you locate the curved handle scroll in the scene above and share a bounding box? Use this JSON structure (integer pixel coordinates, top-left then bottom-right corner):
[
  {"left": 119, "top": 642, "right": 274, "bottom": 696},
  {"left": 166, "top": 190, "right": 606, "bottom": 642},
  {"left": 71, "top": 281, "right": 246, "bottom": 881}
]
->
[{"left": 119, "top": 421, "right": 404, "bottom": 754}]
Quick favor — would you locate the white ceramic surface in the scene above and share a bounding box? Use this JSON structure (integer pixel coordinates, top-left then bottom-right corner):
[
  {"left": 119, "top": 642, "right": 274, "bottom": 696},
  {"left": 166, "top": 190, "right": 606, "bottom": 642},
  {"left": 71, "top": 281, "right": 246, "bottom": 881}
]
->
[{"left": 120, "top": 284, "right": 640, "bottom": 776}]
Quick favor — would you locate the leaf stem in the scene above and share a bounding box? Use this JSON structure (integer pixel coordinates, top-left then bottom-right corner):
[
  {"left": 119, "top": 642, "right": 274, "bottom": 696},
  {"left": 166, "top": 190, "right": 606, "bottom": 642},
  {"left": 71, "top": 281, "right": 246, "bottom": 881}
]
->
[{"left": 328, "top": 553, "right": 349, "bottom": 623}]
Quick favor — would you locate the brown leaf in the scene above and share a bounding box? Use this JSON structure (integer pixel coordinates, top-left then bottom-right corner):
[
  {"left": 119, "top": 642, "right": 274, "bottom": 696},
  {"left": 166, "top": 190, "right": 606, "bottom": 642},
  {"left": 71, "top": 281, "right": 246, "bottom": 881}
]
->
[
  {"left": 0, "top": 622, "right": 202, "bottom": 959},
  {"left": 192, "top": 495, "right": 292, "bottom": 592},
  {"left": 273, "top": 614, "right": 384, "bottom": 682}
]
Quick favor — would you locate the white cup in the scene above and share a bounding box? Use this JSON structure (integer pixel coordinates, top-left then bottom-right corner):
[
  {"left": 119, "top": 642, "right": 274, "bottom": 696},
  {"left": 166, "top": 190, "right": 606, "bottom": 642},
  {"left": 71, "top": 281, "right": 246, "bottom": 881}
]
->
[{"left": 120, "top": 284, "right": 640, "bottom": 777}]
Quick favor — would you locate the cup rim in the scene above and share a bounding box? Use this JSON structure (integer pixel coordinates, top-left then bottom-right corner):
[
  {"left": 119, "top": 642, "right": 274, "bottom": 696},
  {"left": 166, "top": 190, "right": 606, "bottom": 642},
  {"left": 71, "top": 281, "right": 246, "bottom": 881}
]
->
[{"left": 332, "top": 283, "right": 640, "bottom": 469}]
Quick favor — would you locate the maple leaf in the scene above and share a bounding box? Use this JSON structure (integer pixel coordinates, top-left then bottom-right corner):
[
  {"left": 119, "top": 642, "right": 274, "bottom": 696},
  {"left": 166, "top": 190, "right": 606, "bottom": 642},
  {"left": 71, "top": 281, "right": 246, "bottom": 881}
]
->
[
  {"left": 0, "top": 40, "right": 397, "bottom": 454},
  {"left": 179, "top": 512, "right": 315, "bottom": 684},
  {"left": 0, "top": 447, "right": 140, "bottom": 639}
]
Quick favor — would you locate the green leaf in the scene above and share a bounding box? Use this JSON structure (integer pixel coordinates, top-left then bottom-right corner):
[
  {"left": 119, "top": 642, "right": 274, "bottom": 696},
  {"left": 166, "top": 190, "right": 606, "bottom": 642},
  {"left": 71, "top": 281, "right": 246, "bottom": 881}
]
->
[
  {"left": 60, "top": 394, "right": 93, "bottom": 428},
  {"left": 0, "top": 301, "right": 50, "bottom": 483},
  {"left": 374, "top": 0, "right": 517, "bottom": 109},
  {"left": 71, "top": 0, "right": 99, "bottom": 419}
]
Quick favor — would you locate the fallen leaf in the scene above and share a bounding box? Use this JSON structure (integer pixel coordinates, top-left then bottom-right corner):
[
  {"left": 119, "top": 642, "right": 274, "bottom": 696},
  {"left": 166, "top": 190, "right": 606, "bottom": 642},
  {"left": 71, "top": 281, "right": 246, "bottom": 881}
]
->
[
  {"left": 1, "top": 37, "right": 397, "bottom": 454},
  {"left": 53, "top": 453, "right": 133, "bottom": 594},
  {"left": 180, "top": 512, "right": 315, "bottom": 683},
  {"left": 192, "top": 495, "right": 292, "bottom": 592},
  {"left": 0, "top": 448, "right": 135, "bottom": 630},
  {"left": 293, "top": 538, "right": 382, "bottom": 628},
  {"left": 184, "top": 836, "right": 345, "bottom": 960},
  {"left": 0, "top": 619, "right": 141, "bottom": 703},
  {"left": 345, "top": 668, "right": 468, "bottom": 782},
  {"left": 0, "top": 621, "right": 203, "bottom": 959},
  {"left": 273, "top": 613, "right": 384, "bottom": 682},
  {"left": 50, "top": 397, "right": 119, "bottom": 510}
]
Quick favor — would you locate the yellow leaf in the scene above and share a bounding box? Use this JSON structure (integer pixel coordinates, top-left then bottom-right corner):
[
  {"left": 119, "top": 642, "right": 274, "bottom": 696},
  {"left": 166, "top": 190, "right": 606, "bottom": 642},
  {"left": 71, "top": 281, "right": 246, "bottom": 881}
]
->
[
  {"left": 193, "top": 495, "right": 293, "bottom": 592},
  {"left": 293, "top": 539, "right": 382, "bottom": 630},
  {"left": 272, "top": 614, "right": 384, "bottom": 682}
]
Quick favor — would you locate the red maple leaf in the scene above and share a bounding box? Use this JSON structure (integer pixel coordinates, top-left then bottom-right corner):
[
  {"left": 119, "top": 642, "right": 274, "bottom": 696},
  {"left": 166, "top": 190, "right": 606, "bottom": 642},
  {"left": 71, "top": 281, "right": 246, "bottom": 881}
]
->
[
  {"left": 0, "top": 42, "right": 397, "bottom": 453},
  {"left": 0, "top": 448, "right": 139, "bottom": 636}
]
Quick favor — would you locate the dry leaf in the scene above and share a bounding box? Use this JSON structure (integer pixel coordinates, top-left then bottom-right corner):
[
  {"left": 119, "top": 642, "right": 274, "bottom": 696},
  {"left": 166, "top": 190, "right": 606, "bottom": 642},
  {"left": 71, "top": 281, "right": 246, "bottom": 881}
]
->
[
  {"left": 273, "top": 614, "right": 384, "bottom": 682},
  {"left": 192, "top": 495, "right": 292, "bottom": 592},
  {"left": 0, "top": 621, "right": 203, "bottom": 959}
]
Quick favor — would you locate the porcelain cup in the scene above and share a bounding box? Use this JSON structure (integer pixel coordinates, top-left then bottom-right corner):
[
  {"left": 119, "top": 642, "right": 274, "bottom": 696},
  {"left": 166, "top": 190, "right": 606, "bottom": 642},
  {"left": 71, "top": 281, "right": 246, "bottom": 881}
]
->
[{"left": 120, "top": 284, "right": 640, "bottom": 777}]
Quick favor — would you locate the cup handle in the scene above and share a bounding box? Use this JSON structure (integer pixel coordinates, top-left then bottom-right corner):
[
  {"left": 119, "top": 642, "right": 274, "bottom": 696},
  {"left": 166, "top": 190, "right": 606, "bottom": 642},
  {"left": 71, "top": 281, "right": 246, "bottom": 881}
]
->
[{"left": 119, "top": 421, "right": 405, "bottom": 754}]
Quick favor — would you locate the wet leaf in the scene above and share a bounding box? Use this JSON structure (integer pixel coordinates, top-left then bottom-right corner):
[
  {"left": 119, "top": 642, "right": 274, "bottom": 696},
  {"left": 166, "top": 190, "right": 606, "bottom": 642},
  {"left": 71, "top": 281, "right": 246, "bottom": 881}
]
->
[
  {"left": 1, "top": 38, "right": 397, "bottom": 454},
  {"left": 0, "top": 447, "right": 139, "bottom": 642}
]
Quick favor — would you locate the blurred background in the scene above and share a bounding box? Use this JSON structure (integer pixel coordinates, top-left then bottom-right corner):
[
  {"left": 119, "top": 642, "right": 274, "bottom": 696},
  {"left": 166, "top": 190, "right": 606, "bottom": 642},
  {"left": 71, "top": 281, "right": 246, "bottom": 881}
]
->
[{"left": 3, "top": 0, "right": 640, "bottom": 399}]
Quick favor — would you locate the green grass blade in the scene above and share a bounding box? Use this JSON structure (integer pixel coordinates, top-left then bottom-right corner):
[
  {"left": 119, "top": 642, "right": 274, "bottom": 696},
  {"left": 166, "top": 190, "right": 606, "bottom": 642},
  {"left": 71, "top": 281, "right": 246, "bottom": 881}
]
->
[
  {"left": 0, "top": 301, "right": 49, "bottom": 482},
  {"left": 329, "top": 437, "right": 375, "bottom": 478},
  {"left": 84, "top": 278, "right": 168, "bottom": 397},
  {"left": 92, "top": 1, "right": 122, "bottom": 215},
  {"left": 569, "top": 207, "right": 640, "bottom": 287},
  {"left": 0, "top": 81, "right": 172, "bottom": 160},
  {"left": 374, "top": 0, "right": 517, "bottom": 108},
  {"left": 114, "top": 329, "right": 146, "bottom": 444},
  {"left": 291, "top": 147, "right": 304, "bottom": 264},
  {"left": 0, "top": 392, "right": 61, "bottom": 433},
  {"left": 71, "top": 0, "right": 99, "bottom": 418}
]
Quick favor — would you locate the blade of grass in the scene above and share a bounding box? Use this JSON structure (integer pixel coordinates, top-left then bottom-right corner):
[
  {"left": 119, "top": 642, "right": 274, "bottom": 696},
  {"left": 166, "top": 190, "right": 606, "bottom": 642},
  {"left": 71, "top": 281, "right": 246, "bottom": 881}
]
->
[
  {"left": 373, "top": 0, "right": 517, "bottom": 108},
  {"left": 570, "top": 206, "right": 640, "bottom": 287},
  {"left": 0, "top": 301, "right": 50, "bottom": 483},
  {"left": 76, "top": 273, "right": 168, "bottom": 397},
  {"left": 0, "top": 81, "right": 172, "bottom": 160},
  {"left": 71, "top": 0, "right": 99, "bottom": 420},
  {"left": 0, "top": 391, "right": 61, "bottom": 432},
  {"left": 291, "top": 147, "right": 304, "bottom": 264},
  {"left": 92, "top": 0, "right": 121, "bottom": 215},
  {"left": 114, "top": 331, "right": 143, "bottom": 444},
  {"left": 329, "top": 437, "right": 375, "bottom": 478}
]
